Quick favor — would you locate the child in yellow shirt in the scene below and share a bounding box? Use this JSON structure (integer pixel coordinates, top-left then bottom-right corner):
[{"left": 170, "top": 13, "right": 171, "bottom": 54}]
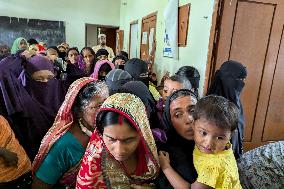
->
[{"left": 159, "top": 95, "right": 242, "bottom": 189}]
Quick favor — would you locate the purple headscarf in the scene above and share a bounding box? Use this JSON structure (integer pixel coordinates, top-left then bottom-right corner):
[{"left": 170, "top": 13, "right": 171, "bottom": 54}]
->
[
  {"left": 77, "top": 55, "right": 86, "bottom": 71},
  {"left": 18, "top": 55, "right": 54, "bottom": 86},
  {"left": 0, "top": 55, "right": 66, "bottom": 159}
]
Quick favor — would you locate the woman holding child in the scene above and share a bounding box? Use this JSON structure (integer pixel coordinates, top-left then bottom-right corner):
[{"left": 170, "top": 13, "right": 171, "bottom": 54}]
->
[{"left": 159, "top": 95, "right": 242, "bottom": 189}]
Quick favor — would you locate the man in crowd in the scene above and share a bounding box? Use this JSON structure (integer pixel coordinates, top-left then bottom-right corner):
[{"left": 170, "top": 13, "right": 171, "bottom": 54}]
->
[{"left": 92, "top": 34, "right": 115, "bottom": 61}]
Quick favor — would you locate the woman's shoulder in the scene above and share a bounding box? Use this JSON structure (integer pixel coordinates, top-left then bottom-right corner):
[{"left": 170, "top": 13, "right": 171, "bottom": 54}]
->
[
  {"left": 37, "top": 131, "right": 84, "bottom": 172},
  {"left": 52, "top": 131, "right": 83, "bottom": 151}
]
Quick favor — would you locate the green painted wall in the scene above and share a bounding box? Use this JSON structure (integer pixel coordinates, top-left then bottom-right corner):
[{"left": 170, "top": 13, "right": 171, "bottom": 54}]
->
[{"left": 120, "top": 0, "right": 215, "bottom": 96}]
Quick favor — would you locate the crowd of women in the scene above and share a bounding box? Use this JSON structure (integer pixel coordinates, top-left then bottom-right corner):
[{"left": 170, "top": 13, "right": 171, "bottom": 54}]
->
[{"left": 0, "top": 37, "right": 283, "bottom": 189}]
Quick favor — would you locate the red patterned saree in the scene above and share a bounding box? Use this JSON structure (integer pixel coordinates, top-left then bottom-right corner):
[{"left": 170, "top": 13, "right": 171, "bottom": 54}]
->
[{"left": 76, "top": 93, "right": 160, "bottom": 188}]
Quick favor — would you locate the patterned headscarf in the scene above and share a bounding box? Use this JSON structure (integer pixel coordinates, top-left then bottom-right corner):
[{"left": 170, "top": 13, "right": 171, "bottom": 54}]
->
[{"left": 76, "top": 93, "right": 160, "bottom": 188}]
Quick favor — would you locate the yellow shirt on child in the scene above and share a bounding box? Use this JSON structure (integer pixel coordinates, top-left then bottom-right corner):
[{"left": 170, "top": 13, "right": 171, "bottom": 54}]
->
[
  {"left": 149, "top": 82, "right": 161, "bottom": 101},
  {"left": 193, "top": 146, "right": 242, "bottom": 189}
]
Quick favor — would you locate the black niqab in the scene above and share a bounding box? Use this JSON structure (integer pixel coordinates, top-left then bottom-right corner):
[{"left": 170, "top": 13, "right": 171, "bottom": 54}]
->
[{"left": 207, "top": 60, "right": 247, "bottom": 159}]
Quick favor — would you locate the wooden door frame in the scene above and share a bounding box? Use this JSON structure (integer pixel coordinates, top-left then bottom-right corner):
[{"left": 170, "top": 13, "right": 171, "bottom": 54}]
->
[
  {"left": 203, "top": 0, "right": 284, "bottom": 150},
  {"left": 140, "top": 11, "right": 158, "bottom": 60},
  {"left": 142, "top": 11, "right": 158, "bottom": 20},
  {"left": 203, "top": 0, "right": 223, "bottom": 94},
  {"left": 178, "top": 3, "right": 191, "bottom": 47},
  {"left": 85, "top": 23, "right": 119, "bottom": 47},
  {"left": 116, "top": 29, "right": 124, "bottom": 53},
  {"left": 129, "top": 20, "right": 139, "bottom": 57}
]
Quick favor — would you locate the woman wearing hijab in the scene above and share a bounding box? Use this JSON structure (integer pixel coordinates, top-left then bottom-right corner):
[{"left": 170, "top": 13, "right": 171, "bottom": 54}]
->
[
  {"left": 11, "top": 37, "right": 28, "bottom": 55},
  {"left": 156, "top": 89, "right": 198, "bottom": 188},
  {"left": 125, "top": 58, "right": 161, "bottom": 101},
  {"left": 207, "top": 60, "right": 247, "bottom": 159},
  {"left": 32, "top": 78, "right": 109, "bottom": 189},
  {"left": 119, "top": 81, "right": 167, "bottom": 144},
  {"left": 90, "top": 59, "right": 114, "bottom": 81},
  {"left": 125, "top": 58, "right": 149, "bottom": 87},
  {"left": 112, "top": 54, "right": 128, "bottom": 70},
  {"left": 105, "top": 69, "right": 133, "bottom": 95},
  {"left": 0, "top": 55, "right": 84, "bottom": 160},
  {"left": 76, "top": 93, "right": 160, "bottom": 188}
]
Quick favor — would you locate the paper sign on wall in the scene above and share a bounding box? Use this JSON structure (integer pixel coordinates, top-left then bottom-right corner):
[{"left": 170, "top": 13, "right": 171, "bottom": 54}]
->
[
  {"left": 163, "top": 32, "right": 173, "bottom": 57},
  {"left": 163, "top": 0, "right": 178, "bottom": 59},
  {"left": 142, "top": 32, "right": 148, "bottom": 44},
  {"left": 149, "top": 28, "right": 155, "bottom": 55}
]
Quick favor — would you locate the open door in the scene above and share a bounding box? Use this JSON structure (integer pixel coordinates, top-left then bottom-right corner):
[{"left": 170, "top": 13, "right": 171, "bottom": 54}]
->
[
  {"left": 85, "top": 24, "right": 118, "bottom": 52},
  {"left": 99, "top": 27, "right": 118, "bottom": 54}
]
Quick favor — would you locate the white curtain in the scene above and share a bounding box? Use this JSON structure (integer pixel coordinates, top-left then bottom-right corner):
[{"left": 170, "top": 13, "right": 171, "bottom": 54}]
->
[
  {"left": 164, "top": 0, "right": 179, "bottom": 59},
  {"left": 130, "top": 23, "right": 139, "bottom": 58}
]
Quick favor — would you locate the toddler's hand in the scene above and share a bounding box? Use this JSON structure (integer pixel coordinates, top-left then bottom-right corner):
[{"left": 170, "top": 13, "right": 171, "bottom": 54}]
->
[{"left": 158, "top": 151, "right": 171, "bottom": 170}]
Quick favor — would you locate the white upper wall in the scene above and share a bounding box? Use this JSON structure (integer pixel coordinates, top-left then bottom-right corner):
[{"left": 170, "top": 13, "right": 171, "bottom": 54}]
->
[
  {"left": 0, "top": 0, "right": 214, "bottom": 95},
  {"left": 0, "top": 0, "right": 121, "bottom": 49},
  {"left": 120, "top": 0, "right": 215, "bottom": 96}
]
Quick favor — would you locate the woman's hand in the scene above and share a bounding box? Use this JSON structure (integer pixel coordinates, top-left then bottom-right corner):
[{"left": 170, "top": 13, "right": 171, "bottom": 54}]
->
[
  {"left": 0, "top": 148, "right": 18, "bottom": 167},
  {"left": 158, "top": 151, "right": 171, "bottom": 170}
]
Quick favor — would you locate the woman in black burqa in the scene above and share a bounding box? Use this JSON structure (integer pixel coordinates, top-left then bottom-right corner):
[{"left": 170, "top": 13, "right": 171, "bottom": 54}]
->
[{"left": 207, "top": 60, "right": 247, "bottom": 159}]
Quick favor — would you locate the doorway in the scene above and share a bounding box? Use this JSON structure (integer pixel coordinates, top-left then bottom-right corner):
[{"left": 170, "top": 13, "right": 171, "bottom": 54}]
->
[
  {"left": 85, "top": 24, "right": 118, "bottom": 53},
  {"left": 207, "top": 0, "right": 284, "bottom": 150}
]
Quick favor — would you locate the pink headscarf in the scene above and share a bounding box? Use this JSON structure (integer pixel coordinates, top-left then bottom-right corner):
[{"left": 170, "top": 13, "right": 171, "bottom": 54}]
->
[{"left": 90, "top": 60, "right": 114, "bottom": 80}]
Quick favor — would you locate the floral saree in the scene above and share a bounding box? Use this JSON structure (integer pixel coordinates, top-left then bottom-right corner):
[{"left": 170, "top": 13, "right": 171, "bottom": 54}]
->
[{"left": 76, "top": 93, "right": 160, "bottom": 188}]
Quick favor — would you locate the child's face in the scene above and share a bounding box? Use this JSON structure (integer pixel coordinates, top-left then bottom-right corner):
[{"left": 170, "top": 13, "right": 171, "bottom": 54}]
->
[
  {"left": 163, "top": 79, "right": 183, "bottom": 101},
  {"left": 98, "top": 55, "right": 108, "bottom": 61},
  {"left": 193, "top": 118, "right": 232, "bottom": 154},
  {"left": 47, "top": 49, "right": 58, "bottom": 62}
]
